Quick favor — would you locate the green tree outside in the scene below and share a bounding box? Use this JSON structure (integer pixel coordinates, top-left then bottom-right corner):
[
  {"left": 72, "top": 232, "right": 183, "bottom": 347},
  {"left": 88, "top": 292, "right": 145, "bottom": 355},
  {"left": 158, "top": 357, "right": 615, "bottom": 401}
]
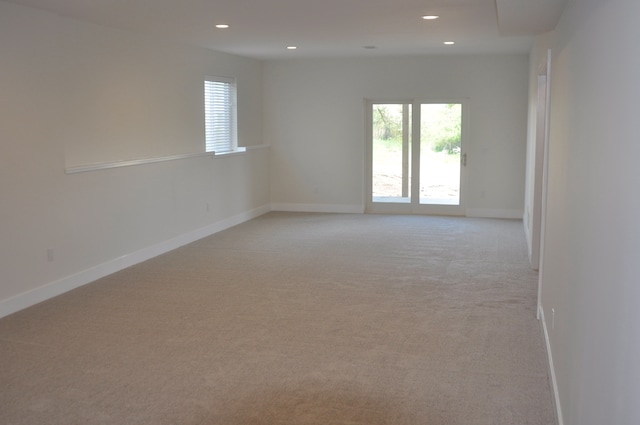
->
[{"left": 421, "top": 103, "right": 461, "bottom": 154}]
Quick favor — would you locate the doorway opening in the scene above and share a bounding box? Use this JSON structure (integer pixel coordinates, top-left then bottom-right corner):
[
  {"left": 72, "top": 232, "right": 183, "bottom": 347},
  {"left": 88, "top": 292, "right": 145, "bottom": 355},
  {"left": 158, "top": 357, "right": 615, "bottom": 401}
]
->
[{"left": 366, "top": 100, "right": 467, "bottom": 215}]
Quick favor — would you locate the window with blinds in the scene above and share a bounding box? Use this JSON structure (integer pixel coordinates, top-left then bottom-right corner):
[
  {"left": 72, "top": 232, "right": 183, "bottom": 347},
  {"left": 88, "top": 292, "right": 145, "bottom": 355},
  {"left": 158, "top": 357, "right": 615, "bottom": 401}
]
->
[{"left": 204, "top": 76, "right": 237, "bottom": 154}]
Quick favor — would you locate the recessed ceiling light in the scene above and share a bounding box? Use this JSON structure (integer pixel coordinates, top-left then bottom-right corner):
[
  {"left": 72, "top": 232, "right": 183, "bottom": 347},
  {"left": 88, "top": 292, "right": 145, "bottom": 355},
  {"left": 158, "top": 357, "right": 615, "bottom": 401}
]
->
[
  {"left": 422, "top": 15, "right": 439, "bottom": 20},
  {"left": 287, "top": 46, "right": 297, "bottom": 50},
  {"left": 215, "top": 24, "right": 229, "bottom": 29},
  {"left": 444, "top": 41, "right": 455, "bottom": 45}
]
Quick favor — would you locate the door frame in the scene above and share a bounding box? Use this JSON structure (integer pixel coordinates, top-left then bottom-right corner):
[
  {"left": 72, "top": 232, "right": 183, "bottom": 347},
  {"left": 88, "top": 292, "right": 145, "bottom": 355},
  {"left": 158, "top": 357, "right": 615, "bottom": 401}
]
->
[
  {"left": 536, "top": 49, "right": 552, "bottom": 319},
  {"left": 364, "top": 98, "right": 469, "bottom": 216}
]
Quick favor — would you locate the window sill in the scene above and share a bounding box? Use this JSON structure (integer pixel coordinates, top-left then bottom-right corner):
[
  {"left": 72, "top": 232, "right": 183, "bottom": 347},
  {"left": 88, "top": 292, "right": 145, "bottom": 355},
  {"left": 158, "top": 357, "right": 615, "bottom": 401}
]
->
[
  {"left": 212, "top": 147, "right": 246, "bottom": 158},
  {"left": 212, "top": 145, "right": 270, "bottom": 158}
]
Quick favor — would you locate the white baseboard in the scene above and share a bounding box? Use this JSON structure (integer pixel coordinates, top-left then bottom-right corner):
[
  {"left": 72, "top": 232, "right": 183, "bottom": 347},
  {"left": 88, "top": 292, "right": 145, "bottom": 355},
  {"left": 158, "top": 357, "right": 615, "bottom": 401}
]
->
[
  {"left": 269, "top": 204, "right": 522, "bottom": 218},
  {"left": 466, "top": 208, "right": 523, "bottom": 219},
  {"left": 0, "top": 204, "right": 270, "bottom": 319},
  {"left": 271, "top": 203, "right": 364, "bottom": 214},
  {"left": 539, "top": 306, "right": 564, "bottom": 425}
]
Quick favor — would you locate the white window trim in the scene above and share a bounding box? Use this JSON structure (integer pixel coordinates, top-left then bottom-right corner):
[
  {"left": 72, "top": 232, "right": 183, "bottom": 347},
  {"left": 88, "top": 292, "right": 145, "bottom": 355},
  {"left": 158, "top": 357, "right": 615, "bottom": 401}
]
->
[{"left": 205, "top": 75, "right": 241, "bottom": 155}]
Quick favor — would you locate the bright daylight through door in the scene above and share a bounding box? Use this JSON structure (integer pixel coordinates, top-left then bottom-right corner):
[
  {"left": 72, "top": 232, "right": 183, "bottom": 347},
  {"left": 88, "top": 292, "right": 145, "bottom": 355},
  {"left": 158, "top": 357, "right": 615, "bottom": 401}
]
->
[
  {"left": 419, "top": 103, "right": 461, "bottom": 205},
  {"left": 371, "top": 104, "right": 412, "bottom": 203},
  {"left": 370, "top": 102, "right": 463, "bottom": 211}
]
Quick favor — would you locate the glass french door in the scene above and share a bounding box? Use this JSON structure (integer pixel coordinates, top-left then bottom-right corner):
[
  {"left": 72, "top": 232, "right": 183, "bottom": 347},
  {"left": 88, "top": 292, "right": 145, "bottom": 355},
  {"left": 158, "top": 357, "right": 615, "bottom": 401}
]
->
[{"left": 366, "top": 100, "right": 466, "bottom": 215}]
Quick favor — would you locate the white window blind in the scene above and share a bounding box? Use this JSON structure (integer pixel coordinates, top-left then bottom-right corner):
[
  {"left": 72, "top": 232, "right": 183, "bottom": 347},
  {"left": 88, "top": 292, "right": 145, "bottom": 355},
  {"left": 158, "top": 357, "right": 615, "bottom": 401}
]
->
[{"left": 204, "top": 76, "right": 237, "bottom": 154}]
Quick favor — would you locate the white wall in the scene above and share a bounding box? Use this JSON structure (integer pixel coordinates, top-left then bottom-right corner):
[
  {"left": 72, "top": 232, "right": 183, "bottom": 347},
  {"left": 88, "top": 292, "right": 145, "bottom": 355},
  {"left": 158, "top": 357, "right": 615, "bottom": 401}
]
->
[
  {"left": 263, "top": 55, "right": 530, "bottom": 216},
  {"left": 537, "top": 0, "right": 640, "bottom": 423},
  {"left": 0, "top": 2, "right": 269, "bottom": 317}
]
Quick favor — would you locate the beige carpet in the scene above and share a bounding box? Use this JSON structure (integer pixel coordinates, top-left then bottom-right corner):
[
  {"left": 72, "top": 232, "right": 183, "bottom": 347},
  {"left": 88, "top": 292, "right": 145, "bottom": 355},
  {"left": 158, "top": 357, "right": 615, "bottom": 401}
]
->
[{"left": 0, "top": 212, "right": 555, "bottom": 424}]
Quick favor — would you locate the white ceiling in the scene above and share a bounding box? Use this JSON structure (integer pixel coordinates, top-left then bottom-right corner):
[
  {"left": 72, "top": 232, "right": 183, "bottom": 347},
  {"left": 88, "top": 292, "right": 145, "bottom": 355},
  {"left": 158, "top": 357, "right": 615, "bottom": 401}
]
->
[{"left": 4, "top": 0, "right": 566, "bottom": 59}]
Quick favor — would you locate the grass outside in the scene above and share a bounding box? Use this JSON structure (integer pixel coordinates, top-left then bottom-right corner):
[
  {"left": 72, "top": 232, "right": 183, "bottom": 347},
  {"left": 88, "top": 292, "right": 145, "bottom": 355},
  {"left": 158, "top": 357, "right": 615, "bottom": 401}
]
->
[{"left": 372, "top": 138, "right": 460, "bottom": 202}]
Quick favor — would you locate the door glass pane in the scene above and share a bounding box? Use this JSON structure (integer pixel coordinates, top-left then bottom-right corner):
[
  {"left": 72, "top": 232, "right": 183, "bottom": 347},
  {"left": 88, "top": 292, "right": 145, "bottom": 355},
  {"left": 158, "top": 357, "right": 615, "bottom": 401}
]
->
[
  {"left": 371, "top": 104, "right": 411, "bottom": 203},
  {"left": 420, "top": 104, "right": 461, "bottom": 205}
]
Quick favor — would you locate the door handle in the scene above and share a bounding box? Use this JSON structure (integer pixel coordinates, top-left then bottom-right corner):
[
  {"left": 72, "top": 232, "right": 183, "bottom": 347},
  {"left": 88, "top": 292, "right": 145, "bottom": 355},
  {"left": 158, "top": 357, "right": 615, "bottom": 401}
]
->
[{"left": 462, "top": 153, "right": 467, "bottom": 167}]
